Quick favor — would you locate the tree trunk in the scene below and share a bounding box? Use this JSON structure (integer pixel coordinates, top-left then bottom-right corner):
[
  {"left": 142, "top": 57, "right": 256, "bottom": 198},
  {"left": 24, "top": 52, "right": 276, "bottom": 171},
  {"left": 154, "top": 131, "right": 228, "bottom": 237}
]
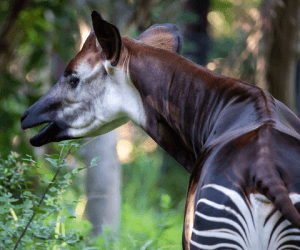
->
[
  {"left": 182, "top": 0, "right": 210, "bottom": 66},
  {"left": 0, "top": 0, "right": 32, "bottom": 75},
  {"left": 80, "top": 131, "right": 121, "bottom": 236},
  {"left": 264, "top": 0, "right": 300, "bottom": 112}
]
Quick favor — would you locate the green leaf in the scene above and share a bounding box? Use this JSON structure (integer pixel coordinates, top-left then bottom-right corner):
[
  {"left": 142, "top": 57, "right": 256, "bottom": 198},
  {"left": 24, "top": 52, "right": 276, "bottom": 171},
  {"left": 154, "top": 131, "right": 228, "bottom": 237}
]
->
[
  {"left": 22, "top": 191, "right": 32, "bottom": 197},
  {"left": 64, "top": 172, "right": 71, "bottom": 180},
  {"left": 57, "top": 246, "right": 68, "bottom": 250},
  {"left": 0, "top": 209, "right": 9, "bottom": 214},
  {"left": 21, "top": 158, "right": 36, "bottom": 163},
  {"left": 32, "top": 207, "right": 47, "bottom": 214},
  {"left": 45, "top": 157, "right": 59, "bottom": 167},
  {"left": 71, "top": 169, "right": 78, "bottom": 174},
  {"left": 58, "top": 140, "right": 77, "bottom": 147},
  {"left": 49, "top": 187, "right": 57, "bottom": 192},
  {"left": 50, "top": 154, "right": 61, "bottom": 159},
  {"left": 0, "top": 197, "right": 7, "bottom": 202},
  {"left": 9, "top": 198, "right": 19, "bottom": 203},
  {"left": 65, "top": 238, "right": 79, "bottom": 244},
  {"left": 41, "top": 179, "right": 53, "bottom": 184},
  {"left": 77, "top": 167, "right": 87, "bottom": 172},
  {"left": 90, "top": 157, "right": 100, "bottom": 168}
]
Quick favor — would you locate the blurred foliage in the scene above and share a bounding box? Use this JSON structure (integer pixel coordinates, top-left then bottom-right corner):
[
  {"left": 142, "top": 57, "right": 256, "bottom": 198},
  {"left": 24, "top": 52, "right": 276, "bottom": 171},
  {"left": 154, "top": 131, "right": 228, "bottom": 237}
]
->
[
  {"left": 207, "top": 0, "right": 265, "bottom": 86},
  {"left": 94, "top": 204, "right": 183, "bottom": 249},
  {"left": 0, "top": 142, "right": 91, "bottom": 249},
  {"left": 0, "top": 0, "right": 270, "bottom": 249},
  {"left": 0, "top": 0, "right": 79, "bottom": 157},
  {"left": 0, "top": 142, "right": 184, "bottom": 249}
]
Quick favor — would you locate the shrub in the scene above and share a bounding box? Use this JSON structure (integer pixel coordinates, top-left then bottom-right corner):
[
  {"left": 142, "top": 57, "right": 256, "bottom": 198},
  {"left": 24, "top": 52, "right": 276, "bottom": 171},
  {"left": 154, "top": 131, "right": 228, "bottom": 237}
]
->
[{"left": 0, "top": 141, "right": 91, "bottom": 250}]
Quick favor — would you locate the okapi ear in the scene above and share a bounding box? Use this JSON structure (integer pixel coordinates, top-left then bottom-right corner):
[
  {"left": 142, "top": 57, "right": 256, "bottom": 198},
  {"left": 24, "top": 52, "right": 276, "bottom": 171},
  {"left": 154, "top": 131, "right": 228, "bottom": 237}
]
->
[
  {"left": 91, "top": 10, "right": 121, "bottom": 66},
  {"left": 81, "top": 29, "right": 98, "bottom": 52},
  {"left": 137, "top": 24, "right": 182, "bottom": 54}
]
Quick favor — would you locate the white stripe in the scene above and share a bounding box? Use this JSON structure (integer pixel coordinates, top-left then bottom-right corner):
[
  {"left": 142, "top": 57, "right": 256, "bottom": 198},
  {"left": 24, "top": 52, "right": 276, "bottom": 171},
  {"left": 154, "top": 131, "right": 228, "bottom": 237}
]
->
[
  {"left": 202, "top": 184, "right": 254, "bottom": 227},
  {"left": 276, "top": 235, "right": 300, "bottom": 249},
  {"left": 192, "top": 227, "right": 248, "bottom": 249},
  {"left": 192, "top": 184, "right": 300, "bottom": 249},
  {"left": 278, "top": 244, "right": 300, "bottom": 250},
  {"left": 268, "top": 217, "right": 292, "bottom": 249},
  {"left": 196, "top": 198, "right": 250, "bottom": 247},
  {"left": 195, "top": 211, "right": 249, "bottom": 248},
  {"left": 277, "top": 228, "right": 300, "bottom": 241},
  {"left": 190, "top": 238, "right": 243, "bottom": 250},
  {"left": 268, "top": 194, "right": 300, "bottom": 248}
]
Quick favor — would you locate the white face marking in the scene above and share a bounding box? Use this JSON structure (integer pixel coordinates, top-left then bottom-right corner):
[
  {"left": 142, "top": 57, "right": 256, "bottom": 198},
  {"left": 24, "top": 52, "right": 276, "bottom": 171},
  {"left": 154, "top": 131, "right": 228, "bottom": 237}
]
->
[{"left": 60, "top": 59, "right": 146, "bottom": 139}]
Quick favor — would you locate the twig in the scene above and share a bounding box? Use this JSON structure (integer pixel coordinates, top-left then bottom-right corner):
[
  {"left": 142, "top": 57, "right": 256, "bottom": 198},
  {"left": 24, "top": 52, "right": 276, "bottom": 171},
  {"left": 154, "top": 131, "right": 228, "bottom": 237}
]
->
[
  {"left": 13, "top": 145, "right": 74, "bottom": 250},
  {"left": 80, "top": 136, "right": 100, "bottom": 148}
]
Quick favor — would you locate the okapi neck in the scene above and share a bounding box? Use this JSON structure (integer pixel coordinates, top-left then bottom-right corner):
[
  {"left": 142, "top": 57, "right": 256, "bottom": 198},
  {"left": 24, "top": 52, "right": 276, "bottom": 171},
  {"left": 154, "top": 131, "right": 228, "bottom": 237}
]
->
[{"left": 124, "top": 38, "right": 275, "bottom": 172}]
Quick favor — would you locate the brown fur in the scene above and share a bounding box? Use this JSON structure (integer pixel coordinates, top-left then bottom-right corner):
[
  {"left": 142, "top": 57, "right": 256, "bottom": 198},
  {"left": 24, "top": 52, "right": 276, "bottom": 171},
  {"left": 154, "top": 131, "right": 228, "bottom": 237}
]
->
[{"left": 65, "top": 30, "right": 105, "bottom": 75}]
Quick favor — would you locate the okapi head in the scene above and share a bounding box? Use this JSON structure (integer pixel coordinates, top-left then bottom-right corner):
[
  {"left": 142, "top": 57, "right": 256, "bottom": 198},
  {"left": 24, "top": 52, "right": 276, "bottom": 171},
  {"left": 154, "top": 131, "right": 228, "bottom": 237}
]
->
[{"left": 21, "top": 10, "right": 182, "bottom": 147}]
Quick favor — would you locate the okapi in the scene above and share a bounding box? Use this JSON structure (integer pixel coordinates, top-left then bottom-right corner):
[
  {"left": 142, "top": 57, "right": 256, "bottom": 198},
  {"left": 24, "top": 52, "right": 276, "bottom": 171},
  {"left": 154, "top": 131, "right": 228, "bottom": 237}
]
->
[{"left": 21, "top": 10, "right": 300, "bottom": 249}]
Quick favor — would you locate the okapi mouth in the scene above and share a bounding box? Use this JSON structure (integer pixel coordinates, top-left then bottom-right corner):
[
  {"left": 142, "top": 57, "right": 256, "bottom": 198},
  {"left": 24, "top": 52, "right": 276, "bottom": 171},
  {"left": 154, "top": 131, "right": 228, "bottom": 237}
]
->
[
  {"left": 21, "top": 115, "right": 70, "bottom": 147},
  {"left": 29, "top": 121, "right": 59, "bottom": 147},
  {"left": 30, "top": 121, "right": 70, "bottom": 147}
]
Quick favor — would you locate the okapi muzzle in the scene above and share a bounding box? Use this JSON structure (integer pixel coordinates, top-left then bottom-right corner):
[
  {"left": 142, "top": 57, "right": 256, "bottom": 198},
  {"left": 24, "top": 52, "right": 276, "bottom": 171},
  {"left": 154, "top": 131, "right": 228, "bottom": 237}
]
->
[
  {"left": 21, "top": 10, "right": 300, "bottom": 250},
  {"left": 21, "top": 82, "right": 69, "bottom": 146}
]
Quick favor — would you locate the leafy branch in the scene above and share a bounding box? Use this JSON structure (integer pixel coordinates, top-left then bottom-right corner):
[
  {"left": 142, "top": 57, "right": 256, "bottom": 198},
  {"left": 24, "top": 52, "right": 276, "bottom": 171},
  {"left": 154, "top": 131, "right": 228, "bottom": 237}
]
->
[{"left": 13, "top": 144, "right": 74, "bottom": 250}]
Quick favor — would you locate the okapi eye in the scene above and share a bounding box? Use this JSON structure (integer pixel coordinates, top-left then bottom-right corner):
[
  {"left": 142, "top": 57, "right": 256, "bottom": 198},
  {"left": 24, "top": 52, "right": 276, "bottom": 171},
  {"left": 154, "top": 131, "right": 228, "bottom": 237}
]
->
[{"left": 69, "top": 76, "right": 79, "bottom": 88}]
